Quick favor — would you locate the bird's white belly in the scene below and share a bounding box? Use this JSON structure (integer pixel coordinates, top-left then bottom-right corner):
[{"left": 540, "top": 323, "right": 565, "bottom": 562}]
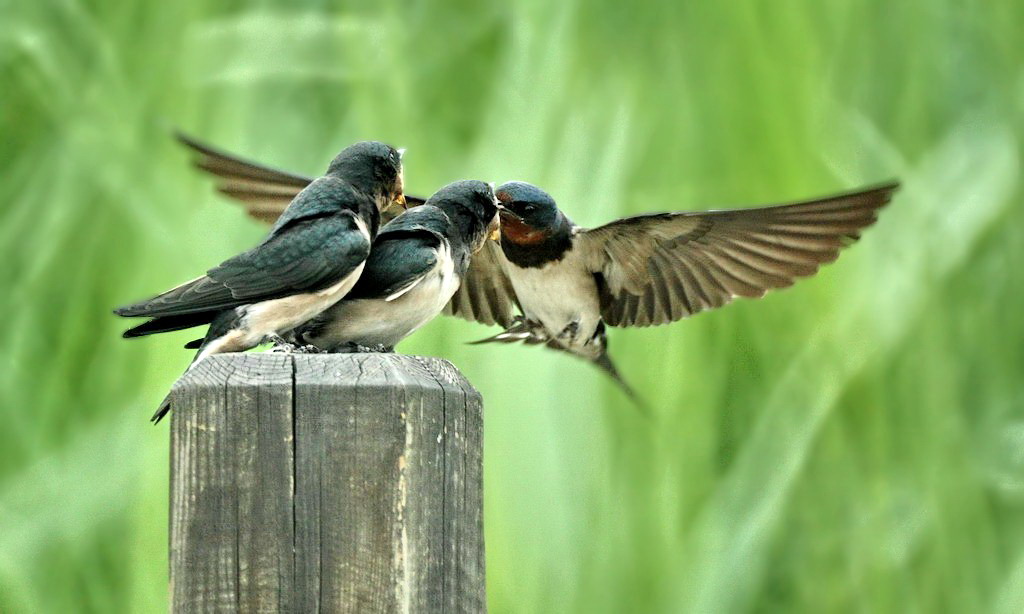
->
[
  {"left": 505, "top": 254, "right": 602, "bottom": 352},
  {"left": 310, "top": 248, "right": 459, "bottom": 348},
  {"left": 242, "top": 261, "right": 366, "bottom": 342},
  {"left": 240, "top": 214, "right": 371, "bottom": 344}
]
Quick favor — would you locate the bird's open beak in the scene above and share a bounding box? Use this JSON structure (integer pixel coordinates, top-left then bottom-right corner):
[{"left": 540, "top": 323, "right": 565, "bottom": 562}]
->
[{"left": 395, "top": 193, "right": 408, "bottom": 209}]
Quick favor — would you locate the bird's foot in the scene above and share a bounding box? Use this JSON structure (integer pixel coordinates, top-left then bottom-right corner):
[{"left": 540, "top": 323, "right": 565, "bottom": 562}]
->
[
  {"left": 267, "top": 334, "right": 298, "bottom": 353},
  {"left": 557, "top": 320, "right": 580, "bottom": 340},
  {"left": 327, "top": 342, "right": 394, "bottom": 354},
  {"left": 265, "top": 334, "right": 325, "bottom": 354},
  {"left": 511, "top": 315, "right": 548, "bottom": 335}
]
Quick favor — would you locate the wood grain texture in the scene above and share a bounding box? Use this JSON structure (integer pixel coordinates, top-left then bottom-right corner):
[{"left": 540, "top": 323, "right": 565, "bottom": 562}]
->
[{"left": 169, "top": 353, "right": 484, "bottom": 613}]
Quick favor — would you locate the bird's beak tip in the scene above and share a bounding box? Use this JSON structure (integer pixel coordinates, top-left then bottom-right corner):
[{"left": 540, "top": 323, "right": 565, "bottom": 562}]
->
[
  {"left": 395, "top": 193, "right": 408, "bottom": 209},
  {"left": 498, "top": 207, "right": 521, "bottom": 222}
]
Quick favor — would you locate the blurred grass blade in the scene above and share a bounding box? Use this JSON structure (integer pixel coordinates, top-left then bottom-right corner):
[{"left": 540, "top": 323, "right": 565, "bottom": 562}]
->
[{"left": 676, "top": 119, "right": 1020, "bottom": 613}]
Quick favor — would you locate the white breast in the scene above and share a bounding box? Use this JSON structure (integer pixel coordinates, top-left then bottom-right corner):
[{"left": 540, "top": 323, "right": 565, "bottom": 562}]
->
[
  {"left": 502, "top": 243, "right": 602, "bottom": 354},
  {"left": 308, "top": 242, "right": 459, "bottom": 349},
  {"left": 238, "top": 215, "right": 372, "bottom": 344},
  {"left": 241, "top": 261, "right": 366, "bottom": 341}
]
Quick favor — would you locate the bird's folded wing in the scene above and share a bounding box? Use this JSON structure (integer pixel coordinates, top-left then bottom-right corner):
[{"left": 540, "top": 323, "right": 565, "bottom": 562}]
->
[
  {"left": 177, "top": 132, "right": 425, "bottom": 224},
  {"left": 345, "top": 231, "right": 441, "bottom": 301},
  {"left": 442, "top": 240, "right": 521, "bottom": 327},
  {"left": 115, "top": 214, "right": 371, "bottom": 317},
  {"left": 578, "top": 182, "right": 898, "bottom": 327},
  {"left": 345, "top": 207, "right": 450, "bottom": 300}
]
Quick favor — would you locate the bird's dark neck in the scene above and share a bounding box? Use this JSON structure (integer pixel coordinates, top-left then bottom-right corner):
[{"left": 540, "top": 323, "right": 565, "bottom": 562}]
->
[
  {"left": 361, "top": 199, "right": 382, "bottom": 236},
  {"left": 500, "top": 217, "right": 573, "bottom": 269},
  {"left": 441, "top": 206, "right": 481, "bottom": 254}
]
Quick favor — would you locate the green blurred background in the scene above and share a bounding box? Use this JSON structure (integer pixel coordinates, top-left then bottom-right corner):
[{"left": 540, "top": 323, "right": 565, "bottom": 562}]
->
[{"left": 2, "top": 0, "right": 1023, "bottom": 612}]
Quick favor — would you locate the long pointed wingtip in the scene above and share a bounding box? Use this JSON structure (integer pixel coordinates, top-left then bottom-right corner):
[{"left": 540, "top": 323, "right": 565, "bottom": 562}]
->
[
  {"left": 114, "top": 307, "right": 138, "bottom": 319},
  {"left": 174, "top": 129, "right": 205, "bottom": 151}
]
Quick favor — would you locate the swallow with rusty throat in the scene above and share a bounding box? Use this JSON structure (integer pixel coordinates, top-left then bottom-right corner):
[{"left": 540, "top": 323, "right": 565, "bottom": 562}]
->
[
  {"left": 115, "top": 141, "right": 406, "bottom": 422},
  {"left": 463, "top": 180, "right": 897, "bottom": 401}
]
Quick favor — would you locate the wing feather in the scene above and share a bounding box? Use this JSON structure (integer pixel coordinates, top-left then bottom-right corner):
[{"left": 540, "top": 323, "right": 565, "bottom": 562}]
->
[
  {"left": 115, "top": 213, "right": 370, "bottom": 317},
  {"left": 176, "top": 133, "right": 313, "bottom": 221},
  {"left": 442, "top": 241, "right": 520, "bottom": 327},
  {"left": 581, "top": 182, "right": 897, "bottom": 327}
]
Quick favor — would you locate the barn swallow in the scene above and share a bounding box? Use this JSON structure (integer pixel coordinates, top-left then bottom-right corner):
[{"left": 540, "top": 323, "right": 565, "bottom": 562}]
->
[
  {"left": 116, "top": 140, "right": 406, "bottom": 421},
  {"left": 289, "top": 180, "right": 500, "bottom": 352},
  {"left": 459, "top": 180, "right": 898, "bottom": 398},
  {"left": 174, "top": 134, "right": 896, "bottom": 400}
]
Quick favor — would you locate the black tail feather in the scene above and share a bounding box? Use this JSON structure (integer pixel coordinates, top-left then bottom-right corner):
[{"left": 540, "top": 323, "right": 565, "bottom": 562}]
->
[
  {"left": 122, "top": 312, "right": 217, "bottom": 338},
  {"left": 149, "top": 309, "right": 240, "bottom": 424},
  {"left": 469, "top": 320, "right": 647, "bottom": 411},
  {"left": 151, "top": 391, "right": 173, "bottom": 423},
  {"left": 592, "top": 353, "right": 648, "bottom": 412}
]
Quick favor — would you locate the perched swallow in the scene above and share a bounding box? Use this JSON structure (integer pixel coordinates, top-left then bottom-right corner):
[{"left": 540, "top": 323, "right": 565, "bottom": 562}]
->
[
  {"left": 175, "top": 135, "right": 896, "bottom": 399},
  {"left": 174, "top": 133, "right": 423, "bottom": 223},
  {"left": 116, "top": 140, "right": 405, "bottom": 421},
  {"left": 289, "top": 180, "right": 500, "bottom": 352}
]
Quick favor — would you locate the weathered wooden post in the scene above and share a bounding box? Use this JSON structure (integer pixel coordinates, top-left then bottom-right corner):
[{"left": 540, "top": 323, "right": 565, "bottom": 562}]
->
[{"left": 168, "top": 353, "right": 485, "bottom": 613}]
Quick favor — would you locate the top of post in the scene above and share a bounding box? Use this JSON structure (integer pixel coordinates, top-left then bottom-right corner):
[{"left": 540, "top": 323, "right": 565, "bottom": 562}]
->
[{"left": 173, "top": 352, "right": 480, "bottom": 400}]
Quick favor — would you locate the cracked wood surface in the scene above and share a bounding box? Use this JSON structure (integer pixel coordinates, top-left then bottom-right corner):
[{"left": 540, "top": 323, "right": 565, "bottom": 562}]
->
[{"left": 169, "top": 353, "right": 485, "bottom": 613}]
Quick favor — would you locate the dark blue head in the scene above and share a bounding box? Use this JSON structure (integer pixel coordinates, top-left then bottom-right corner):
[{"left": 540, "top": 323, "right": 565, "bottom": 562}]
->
[
  {"left": 494, "top": 181, "right": 561, "bottom": 232},
  {"left": 494, "top": 181, "right": 572, "bottom": 267},
  {"left": 326, "top": 141, "right": 406, "bottom": 210},
  {"left": 425, "top": 180, "right": 500, "bottom": 251}
]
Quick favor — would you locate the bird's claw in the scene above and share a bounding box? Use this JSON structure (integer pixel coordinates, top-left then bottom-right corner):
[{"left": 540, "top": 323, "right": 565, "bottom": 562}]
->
[
  {"left": 265, "top": 334, "right": 325, "bottom": 354},
  {"left": 557, "top": 320, "right": 580, "bottom": 340},
  {"left": 267, "top": 334, "right": 296, "bottom": 353},
  {"left": 327, "top": 342, "right": 394, "bottom": 354}
]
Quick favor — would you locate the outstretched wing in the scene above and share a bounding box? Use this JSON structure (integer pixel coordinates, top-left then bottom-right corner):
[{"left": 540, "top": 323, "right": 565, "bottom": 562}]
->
[
  {"left": 177, "top": 132, "right": 426, "bottom": 223},
  {"left": 576, "top": 182, "right": 898, "bottom": 327},
  {"left": 177, "top": 133, "right": 315, "bottom": 223},
  {"left": 442, "top": 240, "right": 520, "bottom": 327}
]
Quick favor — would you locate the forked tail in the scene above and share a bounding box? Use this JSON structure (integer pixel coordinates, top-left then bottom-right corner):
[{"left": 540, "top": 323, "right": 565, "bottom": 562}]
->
[
  {"left": 592, "top": 352, "right": 646, "bottom": 410},
  {"left": 470, "top": 320, "right": 647, "bottom": 411}
]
